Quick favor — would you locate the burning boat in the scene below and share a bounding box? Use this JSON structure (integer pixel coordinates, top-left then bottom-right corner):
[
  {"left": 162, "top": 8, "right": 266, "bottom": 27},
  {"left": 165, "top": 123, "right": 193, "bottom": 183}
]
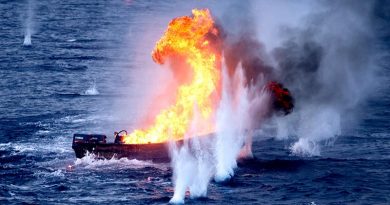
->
[
  {"left": 72, "top": 130, "right": 182, "bottom": 162},
  {"left": 71, "top": 9, "right": 294, "bottom": 162},
  {"left": 71, "top": 79, "right": 293, "bottom": 162}
]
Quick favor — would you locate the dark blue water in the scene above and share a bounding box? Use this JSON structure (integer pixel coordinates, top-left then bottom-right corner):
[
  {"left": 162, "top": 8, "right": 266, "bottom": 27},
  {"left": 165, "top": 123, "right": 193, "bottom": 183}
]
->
[{"left": 1, "top": 1, "right": 389, "bottom": 204}]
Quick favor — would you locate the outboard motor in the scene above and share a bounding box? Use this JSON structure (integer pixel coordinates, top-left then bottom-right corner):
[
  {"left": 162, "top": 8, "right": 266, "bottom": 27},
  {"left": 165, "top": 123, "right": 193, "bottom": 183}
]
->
[
  {"left": 72, "top": 134, "right": 107, "bottom": 158},
  {"left": 73, "top": 134, "right": 107, "bottom": 145},
  {"left": 114, "top": 130, "right": 128, "bottom": 144}
]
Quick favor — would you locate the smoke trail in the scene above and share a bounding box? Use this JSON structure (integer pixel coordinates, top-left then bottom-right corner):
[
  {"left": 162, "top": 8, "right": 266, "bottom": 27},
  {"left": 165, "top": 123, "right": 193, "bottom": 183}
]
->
[{"left": 23, "top": 0, "right": 34, "bottom": 46}]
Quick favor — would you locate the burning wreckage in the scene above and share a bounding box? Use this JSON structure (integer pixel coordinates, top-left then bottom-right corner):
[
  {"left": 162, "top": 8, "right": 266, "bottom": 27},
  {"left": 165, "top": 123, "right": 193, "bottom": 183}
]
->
[
  {"left": 72, "top": 9, "right": 294, "bottom": 162},
  {"left": 72, "top": 82, "right": 293, "bottom": 162}
]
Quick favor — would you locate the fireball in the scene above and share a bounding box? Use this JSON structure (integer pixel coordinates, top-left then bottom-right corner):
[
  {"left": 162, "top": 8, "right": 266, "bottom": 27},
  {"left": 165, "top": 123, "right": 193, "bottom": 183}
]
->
[{"left": 124, "top": 9, "right": 221, "bottom": 144}]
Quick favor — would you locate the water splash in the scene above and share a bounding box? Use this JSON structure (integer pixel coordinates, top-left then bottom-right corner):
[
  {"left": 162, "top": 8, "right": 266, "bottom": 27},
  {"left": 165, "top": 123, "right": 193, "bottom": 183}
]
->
[
  {"left": 83, "top": 81, "right": 100, "bottom": 95},
  {"left": 74, "top": 152, "right": 168, "bottom": 170},
  {"left": 290, "top": 106, "right": 341, "bottom": 156},
  {"left": 214, "top": 67, "right": 249, "bottom": 182},
  {"left": 1, "top": 142, "right": 72, "bottom": 156},
  {"left": 23, "top": 0, "right": 34, "bottom": 46},
  {"left": 168, "top": 65, "right": 259, "bottom": 203},
  {"left": 23, "top": 32, "right": 31, "bottom": 46},
  {"left": 169, "top": 105, "right": 215, "bottom": 203}
]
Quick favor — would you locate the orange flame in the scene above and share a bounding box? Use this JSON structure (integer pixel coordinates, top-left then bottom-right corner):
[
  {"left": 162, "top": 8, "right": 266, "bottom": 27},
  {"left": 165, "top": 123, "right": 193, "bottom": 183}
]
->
[{"left": 124, "top": 9, "right": 221, "bottom": 144}]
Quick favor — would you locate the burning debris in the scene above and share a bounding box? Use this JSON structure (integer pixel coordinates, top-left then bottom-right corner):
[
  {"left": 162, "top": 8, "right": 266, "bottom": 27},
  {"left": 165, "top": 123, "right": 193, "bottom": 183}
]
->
[{"left": 266, "top": 81, "right": 294, "bottom": 115}]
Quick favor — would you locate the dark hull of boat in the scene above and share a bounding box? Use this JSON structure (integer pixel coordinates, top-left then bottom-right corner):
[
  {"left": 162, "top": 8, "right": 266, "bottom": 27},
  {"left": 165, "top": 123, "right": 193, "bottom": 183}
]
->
[
  {"left": 72, "top": 142, "right": 172, "bottom": 162},
  {"left": 72, "top": 133, "right": 214, "bottom": 163}
]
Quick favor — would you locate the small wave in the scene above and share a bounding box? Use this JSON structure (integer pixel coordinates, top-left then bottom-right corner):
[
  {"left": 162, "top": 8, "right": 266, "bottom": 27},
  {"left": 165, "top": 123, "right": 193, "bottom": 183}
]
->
[
  {"left": 34, "top": 169, "right": 65, "bottom": 179},
  {"left": 9, "top": 184, "right": 31, "bottom": 191},
  {"left": 56, "top": 114, "right": 101, "bottom": 124},
  {"left": 48, "top": 55, "right": 108, "bottom": 61},
  {"left": 0, "top": 142, "right": 12, "bottom": 151},
  {"left": 19, "top": 120, "right": 49, "bottom": 128},
  {"left": 2, "top": 142, "right": 72, "bottom": 155},
  {"left": 67, "top": 39, "right": 76, "bottom": 42},
  {"left": 56, "top": 93, "right": 83, "bottom": 98},
  {"left": 35, "top": 130, "right": 51, "bottom": 135},
  {"left": 13, "top": 144, "right": 35, "bottom": 153}
]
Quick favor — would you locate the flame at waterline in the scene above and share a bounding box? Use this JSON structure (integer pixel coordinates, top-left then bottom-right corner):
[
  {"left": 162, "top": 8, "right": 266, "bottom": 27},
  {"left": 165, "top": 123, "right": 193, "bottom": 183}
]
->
[{"left": 124, "top": 9, "right": 221, "bottom": 144}]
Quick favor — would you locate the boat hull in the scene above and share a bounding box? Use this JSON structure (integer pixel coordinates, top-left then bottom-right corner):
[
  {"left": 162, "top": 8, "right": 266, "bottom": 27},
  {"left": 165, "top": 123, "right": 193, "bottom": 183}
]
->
[
  {"left": 72, "top": 142, "right": 172, "bottom": 162},
  {"left": 72, "top": 133, "right": 215, "bottom": 163},
  {"left": 71, "top": 134, "right": 185, "bottom": 163}
]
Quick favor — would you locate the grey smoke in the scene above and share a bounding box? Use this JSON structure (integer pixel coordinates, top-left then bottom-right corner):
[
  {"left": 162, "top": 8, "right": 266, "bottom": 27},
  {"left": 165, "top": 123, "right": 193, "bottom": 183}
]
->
[
  {"left": 270, "top": 1, "right": 377, "bottom": 155},
  {"left": 218, "top": 1, "right": 274, "bottom": 87},
  {"left": 214, "top": 0, "right": 378, "bottom": 156}
]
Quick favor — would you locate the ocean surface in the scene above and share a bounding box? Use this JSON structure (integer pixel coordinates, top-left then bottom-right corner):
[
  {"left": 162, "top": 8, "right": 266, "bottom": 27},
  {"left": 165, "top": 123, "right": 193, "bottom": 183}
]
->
[{"left": 1, "top": 0, "right": 389, "bottom": 204}]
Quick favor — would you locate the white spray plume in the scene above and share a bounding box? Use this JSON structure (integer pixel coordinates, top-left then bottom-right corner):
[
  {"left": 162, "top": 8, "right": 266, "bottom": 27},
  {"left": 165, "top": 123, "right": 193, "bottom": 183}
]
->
[
  {"left": 83, "top": 81, "right": 100, "bottom": 96},
  {"left": 23, "top": 0, "right": 34, "bottom": 46},
  {"left": 214, "top": 64, "right": 250, "bottom": 182},
  {"left": 169, "top": 104, "right": 215, "bottom": 204},
  {"left": 290, "top": 106, "right": 341, "bottom": 156},
  {"left": 169, "top": 63, "right": 271, "bottom": 202}
]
